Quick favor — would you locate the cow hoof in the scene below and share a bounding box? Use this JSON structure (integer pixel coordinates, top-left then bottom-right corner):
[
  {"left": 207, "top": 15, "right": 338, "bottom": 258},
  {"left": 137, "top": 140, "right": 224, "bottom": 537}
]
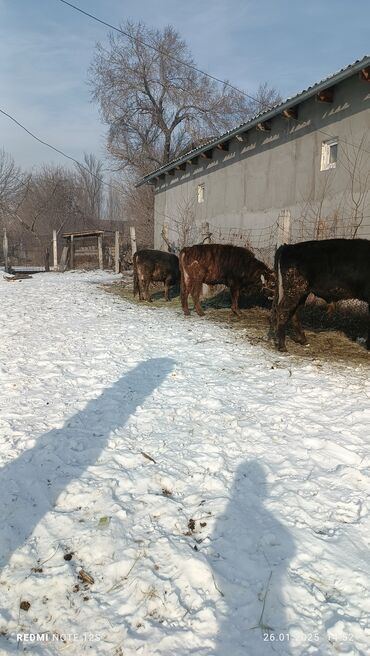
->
[{"left": 292, "top": 336, "right": 308, "bottom": 346}]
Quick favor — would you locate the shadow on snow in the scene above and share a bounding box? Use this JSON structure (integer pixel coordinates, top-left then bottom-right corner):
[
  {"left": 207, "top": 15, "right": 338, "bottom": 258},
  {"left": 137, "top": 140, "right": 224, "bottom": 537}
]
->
[
  {"left": 212, "top": 460, "right": 295, "bottom": 656},
  {"left": 0, "top": 357, "right": 174, "bottom": 571}
]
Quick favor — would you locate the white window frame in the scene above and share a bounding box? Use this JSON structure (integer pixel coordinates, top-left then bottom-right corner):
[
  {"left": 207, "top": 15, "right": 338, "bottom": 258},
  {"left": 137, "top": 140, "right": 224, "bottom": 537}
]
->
[
  {"left": 197, "top": 183, "right": 205, "bottom": 203},
  {"left": 320, "top": 138, "right": 338, "bottom": 171}
]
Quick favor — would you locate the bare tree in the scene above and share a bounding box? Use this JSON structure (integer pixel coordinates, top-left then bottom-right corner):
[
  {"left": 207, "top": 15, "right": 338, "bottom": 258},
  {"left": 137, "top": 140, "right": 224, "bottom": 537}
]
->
[
  {"left": 0, "top": 150, "right": 39, "bottom": 266},
  {"left": 17, "top": 165, "right": 75, "bottom": 236},
  {"left": 105, "top": 177, "right": 125, "bottom": 223},
  {"left": 121, "top": 179, "right": 154, "bottom": 247},
  {"left": 74, "top": 153, "right": 104, "bottom": 222},
  {"left": 7, "top": 164, "right": 95, "bottom": 260},
  {"left": 296, "top": 132, "right": 370, "bottom": 241},
  {"left": 243, "top": 82, "right": 282, "bottom": 119},
  {"left": 174, "top": 197, "right": 199, "bottom": 248},
  {"left": 297, "top": 170, "right": 338, "bottom": 240},
  {"left": 90, "top": 22, "right": 281, "bottom": 175},
  {"left": 0, "top": 149, "right": 29, "bottom": 220},
  {"left": 339, "top": 133, "right": 370, "bottom": 237},
  {"left": 89, "top": 22, "right": 281, "bottom": 247},
  {"left": 0, "top": 150, "right": 124, "bottom": 266}
]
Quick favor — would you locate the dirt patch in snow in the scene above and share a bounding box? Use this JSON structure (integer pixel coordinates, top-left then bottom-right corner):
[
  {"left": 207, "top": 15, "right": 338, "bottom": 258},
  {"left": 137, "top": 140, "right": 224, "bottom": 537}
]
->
[{"left": 104, "top": 275, "right": 370, "bottom": 367}]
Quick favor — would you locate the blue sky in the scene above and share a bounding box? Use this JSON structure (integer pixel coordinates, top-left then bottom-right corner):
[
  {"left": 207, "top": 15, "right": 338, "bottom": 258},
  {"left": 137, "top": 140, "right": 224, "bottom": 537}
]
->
[{"left": 1, "top": 0, "right": 369, "bottom": 171}]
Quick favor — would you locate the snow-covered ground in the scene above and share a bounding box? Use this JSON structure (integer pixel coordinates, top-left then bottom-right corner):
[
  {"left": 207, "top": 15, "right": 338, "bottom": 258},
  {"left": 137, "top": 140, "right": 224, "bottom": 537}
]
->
[{"left": 1, "top": 270, "right": 370, "bottom": 656}]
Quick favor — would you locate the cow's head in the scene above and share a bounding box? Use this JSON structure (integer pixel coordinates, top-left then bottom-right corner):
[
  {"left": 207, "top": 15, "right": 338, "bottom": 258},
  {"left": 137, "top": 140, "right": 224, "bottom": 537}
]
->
[{"left": 260, "top": 270, "right": 276, "bottom": 300}]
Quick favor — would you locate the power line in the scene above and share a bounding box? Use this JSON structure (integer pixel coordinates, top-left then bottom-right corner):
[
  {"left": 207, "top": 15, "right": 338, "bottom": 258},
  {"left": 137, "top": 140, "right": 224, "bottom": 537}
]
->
[
  {"left": 52, "top": 1, "right": 370, "bottom": 160},
  {"left": 0, "top": 108, "right": 84, "bottom": 166},
  {"left": 3, "top": 101, "right": 370, "bottom": 214},
  {"left": 0, "top": 108, "right": 125, "bottom": 197},
  {"left": 13, "top": 2, "right": 370, "bottom": 176},
  {"left": 55, "top": 0, "right": 273, "bottom": 112}
]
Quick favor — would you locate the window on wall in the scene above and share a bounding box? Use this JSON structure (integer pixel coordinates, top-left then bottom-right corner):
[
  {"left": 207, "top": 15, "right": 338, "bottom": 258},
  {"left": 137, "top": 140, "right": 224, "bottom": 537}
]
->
[
  {"left": 197, "top": 183, "right": 205, "bottom": 203},
  {"left": 320, "top": 139, "right": 338, "bottom": 171}
]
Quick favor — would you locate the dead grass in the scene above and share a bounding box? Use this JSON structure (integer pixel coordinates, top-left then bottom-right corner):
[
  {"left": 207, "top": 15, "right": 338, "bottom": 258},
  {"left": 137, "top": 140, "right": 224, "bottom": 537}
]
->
[{"left": 104, "top": 276, "right": 370, "bottom": 368}]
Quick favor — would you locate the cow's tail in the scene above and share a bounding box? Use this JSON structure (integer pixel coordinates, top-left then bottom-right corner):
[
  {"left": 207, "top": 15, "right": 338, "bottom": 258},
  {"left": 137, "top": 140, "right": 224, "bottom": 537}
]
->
[
  {"left": 133, "top": 252, "right": 139, "bottom": 297},
  {"left": 274, "top": 245, "right": 284, "bottom": 304},
  {"left": 269, "top": 245, "right": 284, "bottom": 342},
  {"left": 179, "top": 248, "right": 189, "bottom": 310},
  {"left": 179, "top": 249, "right": 186, "bottom": 281}
]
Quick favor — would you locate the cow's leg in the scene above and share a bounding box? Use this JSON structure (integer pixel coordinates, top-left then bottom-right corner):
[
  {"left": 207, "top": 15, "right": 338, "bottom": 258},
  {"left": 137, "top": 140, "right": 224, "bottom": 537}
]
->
[
  {"left": 180, "top": 255, "right": 191, "bottom": 316},
  {"left": 135, "top": 264, "right": 144, "bottom": 300},
  {"left": 268, "top": 295, "right": 277, "bottom": 341},
  {"left": 180, "top": 276, "right": 190, "bottom": 315},
  {"left": 137, "top": 279, "right": 143, "bottom": 301},
  {"left": 276, "top": 300, "right": 291, "bottom": 351},
  {"left": 138, "top": 276, "right": 145, "bottom": 300},
  {"left": 277, "top": 297, "right": 309, "bottom": 350},
  {"left": 143, "top": 278, "right": 152, "bottom": 302},
  {"left": 276, "top": 269, "right": 309, "bottom": 351},
  {"left": 290, "top": 304, "right": 308, "bottom": 345},
  {"left": 191, "top": 280, "right": 204, "bottom": 316},
  {"left": 181, "top": 286, "right": 190, "bottom": 315},
  {"left": 185, "top": 262, "right": 204, "bottom": 316},
  {"left": 164, "top": 277, "right": 171, "bottom": 301},
  {"left": 366, "top": 303, "right": 370, "bottom": 350},
  {"left": 230, "top": 285, "right": 242, "bottom": 317}
]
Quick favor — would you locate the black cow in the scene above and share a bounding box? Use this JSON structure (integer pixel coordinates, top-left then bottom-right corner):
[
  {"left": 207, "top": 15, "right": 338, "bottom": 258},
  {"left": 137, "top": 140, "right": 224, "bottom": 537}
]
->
[
  {"left": 274, "top": 238, "right": 370, "bottom": 351},
  {"left": 133, "top": 249, "right": 180, "bottom": 302},
  {"left": 179, "top": 243, "right": 275, "bottom": 316}
]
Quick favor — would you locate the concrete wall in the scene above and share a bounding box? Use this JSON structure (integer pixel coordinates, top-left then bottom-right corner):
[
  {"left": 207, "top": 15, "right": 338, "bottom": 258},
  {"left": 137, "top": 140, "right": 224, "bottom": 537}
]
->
[{"left": 153, "top": 72, "right": 370, "bottom": 264}]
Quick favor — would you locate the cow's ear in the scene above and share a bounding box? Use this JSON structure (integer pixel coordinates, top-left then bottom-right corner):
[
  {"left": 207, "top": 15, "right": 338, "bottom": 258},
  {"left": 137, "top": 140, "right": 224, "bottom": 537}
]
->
[{"left": 260, "top": 274, "right": 266, "bottom": 285}]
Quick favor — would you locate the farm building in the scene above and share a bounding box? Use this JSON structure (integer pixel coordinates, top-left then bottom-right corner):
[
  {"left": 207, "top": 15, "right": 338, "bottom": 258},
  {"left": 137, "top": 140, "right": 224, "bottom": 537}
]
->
[{"left": 138, "top": 56, "right": 370, "bottom": 264}]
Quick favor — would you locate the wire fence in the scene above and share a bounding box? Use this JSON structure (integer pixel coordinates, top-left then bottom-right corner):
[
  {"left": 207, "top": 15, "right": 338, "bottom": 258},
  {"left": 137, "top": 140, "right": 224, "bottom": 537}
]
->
[
  {"left": 157, "top": 206, "right": 370, "bottom": 269},
  {"left": 207, "top": 221, "right": 279, "bottom": 265},
  {"left": 2, "top": 233, "right": 52, "bottom": 269},
  {"left": 5, "top": 210, "right": 370, "bottom": 272},
  {"left": 1, "top": 228, "right": 130, "bottom": 271},
  {"left": 157, "top": 214, "right": 280, "bottom": 266}
]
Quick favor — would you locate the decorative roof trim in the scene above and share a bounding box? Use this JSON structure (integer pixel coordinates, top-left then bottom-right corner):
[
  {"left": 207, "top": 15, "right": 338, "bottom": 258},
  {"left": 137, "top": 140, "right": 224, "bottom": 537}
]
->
[{"left": 137, "top": 55, "right": 370, "bottom": 187}]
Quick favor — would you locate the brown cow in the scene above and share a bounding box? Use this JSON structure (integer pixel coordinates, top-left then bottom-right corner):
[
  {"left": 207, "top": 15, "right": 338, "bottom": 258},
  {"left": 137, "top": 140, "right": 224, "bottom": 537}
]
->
[
  {"left": 179, "top": 243, "right": 275, "bottom": 316},
  {"left": 133, "top": 249, "right": 180, "bottom": 302}
]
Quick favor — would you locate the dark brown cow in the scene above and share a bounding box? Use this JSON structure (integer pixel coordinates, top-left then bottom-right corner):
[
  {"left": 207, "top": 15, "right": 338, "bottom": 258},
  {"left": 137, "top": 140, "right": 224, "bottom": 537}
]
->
[
  {"left": 133, "top": 249, "right": 180, "bottom": 302},
  {"left": 179, "top": 243, "right": 275, "bottom": 316},
  {"left": 274, "top": 238, "right": 370, "bottom": 351}
]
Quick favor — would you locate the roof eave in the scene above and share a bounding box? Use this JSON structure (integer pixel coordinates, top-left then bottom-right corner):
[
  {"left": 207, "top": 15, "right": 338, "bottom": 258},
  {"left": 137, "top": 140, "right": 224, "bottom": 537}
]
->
[{"left": 136, "top": 55, "right": 370, "bottom": 188}]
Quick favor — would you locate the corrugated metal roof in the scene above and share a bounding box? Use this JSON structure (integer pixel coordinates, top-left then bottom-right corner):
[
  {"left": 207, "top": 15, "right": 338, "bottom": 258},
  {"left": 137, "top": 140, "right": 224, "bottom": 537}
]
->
[{"left": 137, "top": 54, "right": 370, "bottom": 187}]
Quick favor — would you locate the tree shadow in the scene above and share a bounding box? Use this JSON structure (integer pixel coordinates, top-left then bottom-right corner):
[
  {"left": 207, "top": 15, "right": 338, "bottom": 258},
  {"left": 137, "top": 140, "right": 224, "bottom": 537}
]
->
[
  {"left": 212, "top": 460, "right": 294, "bottom": 656},
  {"left": 0, "top": 357, "right": 174, "bottom": 571}
]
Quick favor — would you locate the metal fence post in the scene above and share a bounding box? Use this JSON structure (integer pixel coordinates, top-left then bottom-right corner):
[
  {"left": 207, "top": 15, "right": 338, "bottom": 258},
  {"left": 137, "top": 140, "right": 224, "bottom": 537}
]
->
[
  {"left": 3, "top": 230, "right": 9, "bottom": 273},
  {"left": 115, "top": 231, "right": 120, "bottom": 273},
  {"left": 130, "top": 226, "right": 137, "bottom": 256},
  {"left": 52, "top": 230, "right": 58, "bottom": 270}
]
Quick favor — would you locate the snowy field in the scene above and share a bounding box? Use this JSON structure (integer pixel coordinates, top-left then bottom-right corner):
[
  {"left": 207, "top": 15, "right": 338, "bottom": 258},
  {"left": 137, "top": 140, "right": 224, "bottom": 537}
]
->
[{"left": 1, "top": 270, "right": 370, "bottom": 656}]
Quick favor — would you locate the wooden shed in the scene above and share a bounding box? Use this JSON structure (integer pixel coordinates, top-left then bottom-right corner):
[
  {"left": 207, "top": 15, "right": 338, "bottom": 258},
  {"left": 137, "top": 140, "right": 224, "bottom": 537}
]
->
[{"left": 60, "top": 230, "right": 120, "bottom": 272}]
